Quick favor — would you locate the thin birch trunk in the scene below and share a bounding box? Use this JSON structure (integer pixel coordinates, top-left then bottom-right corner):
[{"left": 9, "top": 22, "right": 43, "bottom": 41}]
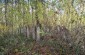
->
[
  {"left": 26, "top": 26, "right": 30, "bottom": 38},
  {"left": 36, "top": 26, "right": 40, "bottom": 41}
]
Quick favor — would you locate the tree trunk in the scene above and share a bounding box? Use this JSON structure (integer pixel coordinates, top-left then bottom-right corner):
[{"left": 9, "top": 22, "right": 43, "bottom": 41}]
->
[
  {"left": 26, "top": 26, "right": 30, "bottom": 38},
  {"left": 36, "top": 26, "right": 41, "bottom": 41},
  {"left": 32, "top": 27, "right": 36, "bottom": 40},
  {"left": 35, "top": 0, "right": 41, "bottom": 41}
]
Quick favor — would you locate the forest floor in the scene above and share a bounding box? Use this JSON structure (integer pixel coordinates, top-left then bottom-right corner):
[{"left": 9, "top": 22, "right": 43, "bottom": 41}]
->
[{"left": 6, "top": 35, "right": 85, "bottom": 55}]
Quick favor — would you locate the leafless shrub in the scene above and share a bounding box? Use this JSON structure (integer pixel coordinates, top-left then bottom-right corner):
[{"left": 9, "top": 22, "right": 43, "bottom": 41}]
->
[
  {"left": 71, "top": 25, "right": 85, "bottom": 50},
  {"left": 42, "top": 25, "right": 72, "bottom": 46}
]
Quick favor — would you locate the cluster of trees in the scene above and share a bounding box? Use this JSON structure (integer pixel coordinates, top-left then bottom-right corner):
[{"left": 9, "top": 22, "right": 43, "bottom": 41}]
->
[{"left": 0, "top": 0, "right": 85, "bottom": 41}]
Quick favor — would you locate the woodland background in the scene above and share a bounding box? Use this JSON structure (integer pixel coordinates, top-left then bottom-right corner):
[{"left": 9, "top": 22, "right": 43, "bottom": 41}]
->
[{"left": 0, "top": 0, "right": 85, "bottom": 55}]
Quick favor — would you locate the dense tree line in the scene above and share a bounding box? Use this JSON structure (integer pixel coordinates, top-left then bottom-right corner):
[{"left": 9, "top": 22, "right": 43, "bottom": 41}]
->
[{"left": 0, "top": 0, "right": 85, "bottom": 40}]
